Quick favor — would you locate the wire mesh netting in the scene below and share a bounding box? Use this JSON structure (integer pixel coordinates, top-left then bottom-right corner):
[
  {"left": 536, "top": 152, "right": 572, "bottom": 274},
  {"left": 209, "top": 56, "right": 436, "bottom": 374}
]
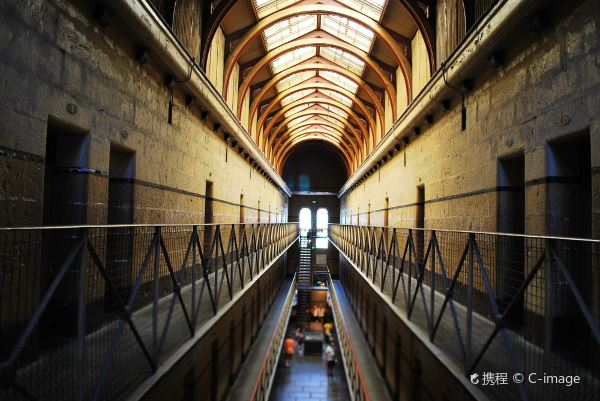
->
[
  {"left": 0, "top": 223, "right": 298, "bottom": 401},
  {"left": 330, "top": 224, "right": 600, "bottom": 401}
]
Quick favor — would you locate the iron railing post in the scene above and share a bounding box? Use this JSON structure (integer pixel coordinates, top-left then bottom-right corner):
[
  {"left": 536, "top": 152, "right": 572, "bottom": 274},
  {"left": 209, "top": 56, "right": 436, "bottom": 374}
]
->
[
  {"left": 77, "top": 228, "right": 87, "bottom": 401},
  {"left": 544, "top": 238, "right": 553, "bottom": 355},
  {"left": 153, "top": 226, "right": 161, "bottom": 356},
  {"left": 466, "top": 232, "right": 474, "bottom": 371}
]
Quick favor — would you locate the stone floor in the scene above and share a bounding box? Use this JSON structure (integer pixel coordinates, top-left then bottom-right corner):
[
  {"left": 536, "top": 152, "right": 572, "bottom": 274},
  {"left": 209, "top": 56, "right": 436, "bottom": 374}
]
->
[{"left": 269, "top": 347, "right": 349, "bottom": 401}]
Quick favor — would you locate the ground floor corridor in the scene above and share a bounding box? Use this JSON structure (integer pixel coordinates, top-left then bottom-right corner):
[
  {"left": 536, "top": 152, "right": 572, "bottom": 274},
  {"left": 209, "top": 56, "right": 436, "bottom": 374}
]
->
[{"left": 269, "top": 351, "right": 349, "bottom": 401}]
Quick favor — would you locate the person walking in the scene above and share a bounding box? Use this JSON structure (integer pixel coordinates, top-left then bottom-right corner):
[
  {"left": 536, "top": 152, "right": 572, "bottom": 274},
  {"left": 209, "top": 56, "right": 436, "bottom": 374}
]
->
[
  {"left": 284, "top": 336, "right": 296, "bottom": 367},
  {"left": 295, "top": 327, "right": 305, "bottom": 355},
  {"left": 323, "top": 320, "right": 333, "bottom": 343},
  {"left": 324, "top": 341, "right": 336, "bottom": 377}
]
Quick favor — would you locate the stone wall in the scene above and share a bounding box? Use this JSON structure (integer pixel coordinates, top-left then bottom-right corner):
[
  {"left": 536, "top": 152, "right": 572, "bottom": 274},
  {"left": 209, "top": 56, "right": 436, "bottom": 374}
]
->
[
  {"left": 341, "top": 0, "right": 600, "bottom": 239},
  {"left": 0, "top": 0, "right": 288, "bottom": 228}
]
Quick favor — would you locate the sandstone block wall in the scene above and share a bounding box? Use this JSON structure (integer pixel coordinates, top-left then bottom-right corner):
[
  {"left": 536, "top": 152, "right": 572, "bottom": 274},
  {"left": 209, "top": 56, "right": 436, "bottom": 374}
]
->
[
  {"left": 341, "top": 0, "right": 599, "bottom": 240},
  {"left": 0, "top": 0, "right": 288, "bottom": 228}
]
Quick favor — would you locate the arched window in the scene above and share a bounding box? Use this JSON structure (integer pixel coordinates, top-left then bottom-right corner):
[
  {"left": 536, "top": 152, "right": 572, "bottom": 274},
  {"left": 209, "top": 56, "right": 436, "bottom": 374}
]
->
[
  {"left": 316, "top": 208, "right": 328, "bottom": 237},
  {"left": 316, "top": 208, "right": 329, "bottom": 249},
  {"left": 299, "top": 207, "right": 311, "bottom": 236}
]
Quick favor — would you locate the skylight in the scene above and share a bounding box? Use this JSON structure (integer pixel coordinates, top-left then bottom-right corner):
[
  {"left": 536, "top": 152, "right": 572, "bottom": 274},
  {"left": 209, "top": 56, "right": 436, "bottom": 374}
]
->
[
  {"left": 319, "top": 71, "right": 359, "bottom": 94},
  {"left": 276, "top": 71, "right": 316, "bottom": 92},
  {"left": 318, "top": 89, "right": 353, "bottom": 107},
  {"left": 284, "top": 103, "right": 314, "bottom": 119},
  {"left": 319, "top": 114, "right": 343, "bottom": 125},
  {"left": 320, "top": 114, "right": 347, "bottom": 128},
  {"left": 254, "top": 0, "right": 301, "bottom": 19},
  {"left": 280, "top": 89, "right": 315, "bottom": 106},
  {"left": 342, "top": 0, "right": 387, "bottom": 21},
  {"left": 286, "top": 114, "right": 315, "bottom": 129},
  {"left": 320, "top": 47, "right": 366, "bottom": 76},
  {"left": 321, "top": 16, "right": 375, "bottom": 52},
  {"left": 320, "top": 103, "right": 349, "bottom": 119},
  {"left": 263, "top": 15, "right": 318, "bottom": 51},
  {"left": 271, "top": 47, "right": 316, "bottom": 74}
]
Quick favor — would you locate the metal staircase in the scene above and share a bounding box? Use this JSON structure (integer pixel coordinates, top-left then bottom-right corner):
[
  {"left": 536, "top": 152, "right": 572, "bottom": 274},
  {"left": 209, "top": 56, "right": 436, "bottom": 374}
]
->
[{"left": 296, "top": 236, "right": 312, "bottom": 324}]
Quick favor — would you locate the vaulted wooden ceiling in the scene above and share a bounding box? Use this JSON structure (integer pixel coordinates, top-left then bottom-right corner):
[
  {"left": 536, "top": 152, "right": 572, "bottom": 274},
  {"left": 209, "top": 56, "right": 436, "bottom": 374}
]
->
[{"left": 202, "top": 0, "right": 435, "bottom": 174}]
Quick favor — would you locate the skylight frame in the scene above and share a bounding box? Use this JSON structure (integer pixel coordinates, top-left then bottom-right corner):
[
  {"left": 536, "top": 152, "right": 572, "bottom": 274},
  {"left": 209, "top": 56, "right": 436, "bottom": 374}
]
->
[
  {"left": 320, "top": 103, "right": 349, "bottom": 120},
  {"left": 317, "top": 89, "right": 354, "bottom": 107},
  {"left": 280, "top": 89, "right": 316, "bottom": 107},
  {"left": 340, "top": 0, "right": 387, "bottom": 22},
  {"left": 284, "top": 103, "right": 314, "bottom": 119},
  {"left": 319, "top": 71, "right": 359, "bottom": 94},
  {"left": 320, "top": 47, "right": 366, "bottom": 76},
  {"left": 321, "top": 15, "right": 375, "bottom": 53},
  {"left": 270, "top": 47, "right": 317, "bottom": 74},
  {"left": 276, "top": 71, "right": 317, "bottom": 92},
  {"left": 253, "top": 0, "right": 302, "bottom": 19},
  {"left": 319, "top": 114, "right": 347, "bottom": 129},
  {"left": 262, "top": 15, "right": 318, "bottom": 51}
]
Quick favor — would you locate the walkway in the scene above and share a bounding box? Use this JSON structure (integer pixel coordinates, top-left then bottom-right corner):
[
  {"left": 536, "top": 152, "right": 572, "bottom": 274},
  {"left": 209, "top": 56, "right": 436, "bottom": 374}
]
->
[
  {"left": 269, "top": 347, "right": 349, "bottom": 401},
  {"left": 226, "top": 278, "right": 293, "bottom": 401}
]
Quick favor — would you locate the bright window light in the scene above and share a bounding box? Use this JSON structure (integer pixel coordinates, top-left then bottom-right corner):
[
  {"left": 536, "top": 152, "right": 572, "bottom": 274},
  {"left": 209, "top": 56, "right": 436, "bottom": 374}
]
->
[
  {"left": 271, "top": 47, "right": 316, "bottom": 74},
  {"left": 254, "top": 0, "right": 301, "bottom": 19},
  {"left": 321, "top": 15, "right": 375, "bottom": 52},
  {"left": 276, "top": 71, "right": 316, "bottom": 92},
  {"left": 263, "top": 15, "right": 317, "bottom": 51},
  {"left": 319, "top": 71, "right": 359, "bottom": 93},
  {"left": 299, "top": 207, "right": 311, "bottom": 236},
  {"left": 342, "top": 0, "right": 387, "bottom": 21},
  {"left": 318, "top": 89, "right": 353, "bottom": 107},
  {"left": 281, "top": 89, "right": 315, "bottom": 106},
  {"left": 316, "top": 208, "right": 329, "bottom": 239},
  {"left": 320, "top": 47, "right": 366, "bottom": 76}
]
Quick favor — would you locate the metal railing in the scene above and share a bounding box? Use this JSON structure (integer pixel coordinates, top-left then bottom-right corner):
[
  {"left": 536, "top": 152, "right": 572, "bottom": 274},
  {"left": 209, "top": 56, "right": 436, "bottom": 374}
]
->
[
  {"left": 327, "top": 273, "right": 370, "bottom": 401},
  {"left": 329, "top": 224, "right": 600, "bottom": 401},
  {"left": 0, "top": 223, "right": 298, "bottom": 401},
  {"left": 248, "top": 274, "right": 297, "bottom": 401}
]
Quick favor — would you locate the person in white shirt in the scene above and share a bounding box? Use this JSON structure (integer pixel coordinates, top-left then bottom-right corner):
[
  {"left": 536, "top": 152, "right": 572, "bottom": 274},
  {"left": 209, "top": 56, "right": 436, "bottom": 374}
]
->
[{"left": 324, "top": 341, "right": 336, "bottom": 377}]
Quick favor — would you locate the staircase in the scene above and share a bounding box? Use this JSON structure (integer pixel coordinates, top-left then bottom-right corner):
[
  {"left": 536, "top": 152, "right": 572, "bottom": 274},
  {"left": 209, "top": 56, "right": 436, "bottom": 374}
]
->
[{"left": 296, "top": 236, "right": 312, "bottom": 324}]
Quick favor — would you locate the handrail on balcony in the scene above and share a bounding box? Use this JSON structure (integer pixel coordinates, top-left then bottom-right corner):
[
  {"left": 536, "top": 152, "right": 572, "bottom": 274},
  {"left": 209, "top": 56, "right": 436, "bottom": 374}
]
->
[
  {"left": 327, "top": 274, "right": 371, "bottom": 401},
  {"left": 0, "top": 223, "right": 298, "bottom": 401},
  {"left": 328, "top": 224, "right": 600, "bottom": 401},
  {"left": 248, "top": 274, "right": 297, "bottom": 401}
]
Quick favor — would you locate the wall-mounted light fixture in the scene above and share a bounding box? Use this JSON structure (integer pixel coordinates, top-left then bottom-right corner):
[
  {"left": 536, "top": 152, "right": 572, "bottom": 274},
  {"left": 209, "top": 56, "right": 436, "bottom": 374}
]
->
[
  {"left": 441, "top": 99, "right": 451, "bottom": 111},
  {"left": 425, "top": 114, "right": 434, "bottom": 125},
  {"left": 402, "top": 137, "right": 409, "bottom": 145},
  {"left": 412, "top": 127, "right": 420, "bottom": 137},
  {"left": 231, "top": 140, "right": 238, "bottom": 149},
  {"left": 213, "top": 123, "right": 222, "bottom": 133},
  {"left": 185, "top": 95, "right": 195, "bottom": 106},
  {"left": 200, "top": 110, "right": 209, "bottom": 121}
]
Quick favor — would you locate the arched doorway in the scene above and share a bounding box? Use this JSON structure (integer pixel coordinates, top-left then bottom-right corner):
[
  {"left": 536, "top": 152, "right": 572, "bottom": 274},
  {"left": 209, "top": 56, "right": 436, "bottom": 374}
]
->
[
  {"left": 316, "top": 208, "right": 328, "bottom": 237},
  {"left": 299, "top": 207, "right": 311, "bottom": 236},
  {"left": 316, "top": 208, "right": 329, "bottom": 249}
]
